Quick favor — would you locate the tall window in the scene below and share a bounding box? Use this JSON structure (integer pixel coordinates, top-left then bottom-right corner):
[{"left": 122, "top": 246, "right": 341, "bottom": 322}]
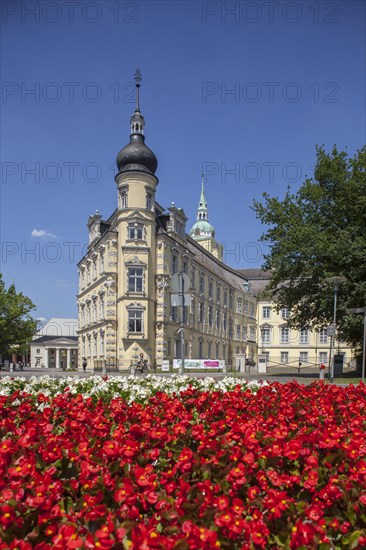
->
[
  {"left": 299, "top": 352, "right": 308, "bottom": 363},
  {"left": 261, "top": 327, "right": 271, "bottom": 344},
  {"left": 146, "top": 192, "right": 154, "bottom": 210},
  {"left": 281, "top": 351, "right": 289, "bottom": 364},
  {"left": 100, "top": 332, "right": 105, "bottom": 355},
  {"left": 216, "top": 343, "right": 220, "bottom": 359},
  {"left": 171, "top": 305, "right": 178, "bottom": 322},
  {"left": 208, "top": 341, "right": 212, "bottom": 358},
  {"left": 199, "top": 276, "right": 204, "bottom": 293},
  {"left": 280, "top": 326, "right": 290, "bottom": 343},
  {"left": 87, "top": 337, "right": 91, "bottom": 356},
  {"left": 262, "top": 306, "right": 271, "bottom": 319},
  {"left": 319, "top": 351, "right": 328, "bottom": 364},
  {"left": 92, "top": 300, "right": 97, "bottom": 322},
  {"left": 319, "top": 328, "right": 328, "bottom": 343},
  {"left": 99, "top": 252, "right": 104, "bottom": 273},
  {"left": 209, "top": 282, "right": 213, "bottom": 298},
  {"left": 182, "top": 307, "right": 188, "bottom": 324},
  {"left": 92, "top": 259, "right": 97, "bottom": 279},
  {"left": 236, "top": 324, "right": 241, "bottom": 339},
  {"left": 242, "top": 325, "right": 247, "bottom": 341},
  {"left": 223, "top": 312, "right": 227, "bottom": 331},
  {"left": 198, "top": 303, "right": 204, "bottom": 323},
  {"left": 208, "top": 306, "right": 213, "bottom": 326},
  {"left": 191, "top": 267, "right": 196, "bottom": 289},
  {"left": 172, "top": 256, "right": 178, "bottom": 275},
  {"left": 199, "top": 340, "right": 203, "bottom": 358},
  {"left": 120, "top": 189, "right": 127, "bottom": 209},
  {"left": 244, "top": 300, "right": 249, "bottom": 314},
  {"left": 250, "top": 304, "right": 255, "bottom": 317},
  {"left": 237, "top": 298, "right": 243, "bottom": 313},
  {"left": 191, "top": 299, "right": 195, "bottom": 323},
  {"left": 182, "top": 261, "right": 188, "bottom": 274},
  {"left": 216, "top": 285, "right": 221, "bottom": 303},
  {"left": 128, "top": 310, "right": 143, "bottom": 333},
  {"left": 99, "top": 295, "right": 105, "bottom": 320},
  {"left": 93, "top": 334, "right": 97, "bottom": 355},
  {"left": 281, "top": 308, "right": 289, "bottom": 319},
  {"left": 224, "top": 290, "right": 228, "bottom": 306},
  {"left": 300, "top": 329, "right": 309, "bottom": 344},
  {"left": 216, "top": 310, "right": 220, "bottom": 329},
  {"left": 128, "top": 267, "right": 143, "bottom": 293},
  {"left": 128, "top": 223, "right": 143, "bottom": 240}
]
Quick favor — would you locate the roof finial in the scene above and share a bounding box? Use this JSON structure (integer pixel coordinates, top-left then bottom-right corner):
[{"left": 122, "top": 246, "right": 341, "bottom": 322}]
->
[{"left": 134, "top": 67, "right": 142, "bottom": 111}]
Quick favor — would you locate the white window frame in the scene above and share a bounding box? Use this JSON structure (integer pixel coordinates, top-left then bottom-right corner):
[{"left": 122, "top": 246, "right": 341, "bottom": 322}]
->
[
  {"left": 281, "top": 308, "right": 289, "bottom": 319},
  {"left": 262, "top": 306, "right": 271, "bottom": 319},
  {"left": 299, "top": 351, "right": 308, "bottom": 363},
  {"left": 319, "top": 351, "right": 328, "bottom": 364},
  {"left": 281, "top": 351, "right": 289, "bottom": 364},
  {"left": 128, "top": 267, "right": 144, "bottom": 293},
  {"left": 319, "top": 329, "right": 328, "bottom": 343},
  {"left": 280, "top": 326, "right": 290, "bottom": 343},
  {"left": 128, "top": 309, "right": 143, "bottom": 333},
  {"left": 300, "top": 329, "right": 309, "bottom": 344},
  {"left": 261, "top": 327, "right": 271, "bottom": 344},
  {"left": 128, "top": 222, "right": 144, "bottom": 241}
]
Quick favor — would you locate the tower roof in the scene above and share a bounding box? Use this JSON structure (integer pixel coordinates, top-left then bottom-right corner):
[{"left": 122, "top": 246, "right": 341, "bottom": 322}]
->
[{"left": 189, "top": 175, "right": 215, "bottom": 238}]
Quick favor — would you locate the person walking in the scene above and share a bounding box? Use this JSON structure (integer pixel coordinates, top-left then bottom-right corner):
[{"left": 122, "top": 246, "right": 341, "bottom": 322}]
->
[{"left": 82, "top": 357, "right": 87, "bottom": 372}]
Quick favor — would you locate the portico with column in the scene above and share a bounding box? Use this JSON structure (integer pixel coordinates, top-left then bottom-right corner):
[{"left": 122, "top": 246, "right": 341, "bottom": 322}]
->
[{"left": 31, "top": 336, "right": 78, "bottom": 369}]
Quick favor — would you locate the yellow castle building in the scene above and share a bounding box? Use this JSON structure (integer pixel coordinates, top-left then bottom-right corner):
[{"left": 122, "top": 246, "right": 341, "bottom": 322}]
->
[{"left": 77, "top": 71, "right": 257, "bottom": 371}]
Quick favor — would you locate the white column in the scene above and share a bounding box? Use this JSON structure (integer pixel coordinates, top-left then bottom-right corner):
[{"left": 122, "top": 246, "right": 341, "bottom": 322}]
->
[
  {"left": 44, "top": 348, "right": 49, "bottom": 368},
  {"left": 67, "top": 348, "right": 71, "bottom": 370},
  {"left": 55, "top": 348, "right": 60, "bottom": 369}
]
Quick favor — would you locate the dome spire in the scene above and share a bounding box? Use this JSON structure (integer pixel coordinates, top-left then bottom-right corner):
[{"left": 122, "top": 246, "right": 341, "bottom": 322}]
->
[
  {"left": 189, "top": 175, "right": 215, "bottom": 239},
  {"left": 129, "top": 68, "right": 145, "bottom": 137},
  {"left": 115, "top": 69, "right": 158, "bottom": 176},
  {"left": 197, "top": 174, "right": 208, "bottom": 222},
  {"left": 134, "top": 67, "right": 142, "bottom": 111}
]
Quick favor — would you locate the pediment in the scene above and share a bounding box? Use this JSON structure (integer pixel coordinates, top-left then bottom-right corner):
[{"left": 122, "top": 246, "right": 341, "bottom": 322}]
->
[{"left": 125, "top": 210, "right": 148, "bottom": 221}]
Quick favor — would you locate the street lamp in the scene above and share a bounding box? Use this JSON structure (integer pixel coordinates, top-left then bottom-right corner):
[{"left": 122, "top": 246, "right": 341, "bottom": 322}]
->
[
  {"left": 325, "top": 276, "right": 346, "bottom": 383},
  {"left": 346, "top": 307, "right": 366, "bottom": 383}
]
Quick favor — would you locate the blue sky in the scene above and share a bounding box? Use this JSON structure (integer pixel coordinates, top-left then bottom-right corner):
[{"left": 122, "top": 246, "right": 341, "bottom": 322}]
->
[{"left": 1, "top": 0, "right": 365, "bottom": 321}]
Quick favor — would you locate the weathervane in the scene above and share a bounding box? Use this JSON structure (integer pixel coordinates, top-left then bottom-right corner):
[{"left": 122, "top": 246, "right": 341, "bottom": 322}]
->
[{"left": 134, "top": 67, "right": 142, "bottom": 110}]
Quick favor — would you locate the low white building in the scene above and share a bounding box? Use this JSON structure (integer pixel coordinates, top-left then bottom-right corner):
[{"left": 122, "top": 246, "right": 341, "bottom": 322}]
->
[{"left": 31, "top": 318, "right": 78, "bottom": 369}]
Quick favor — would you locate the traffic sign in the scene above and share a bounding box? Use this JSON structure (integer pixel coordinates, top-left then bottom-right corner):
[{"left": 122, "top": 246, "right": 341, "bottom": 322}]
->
[
  {"left": 171, "top": 293, "right": 191, "bottom": 306},
  {"left": 171, "top": 272, "right": 190, "bottom": 293}
]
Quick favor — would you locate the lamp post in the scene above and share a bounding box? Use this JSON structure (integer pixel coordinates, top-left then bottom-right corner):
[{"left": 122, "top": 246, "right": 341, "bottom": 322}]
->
[
  {"left": 346, "top": 307, "right": 366, "bottom": 383},
  {"left": 325, "top": 276, "right": 346, "bottom": 383}
]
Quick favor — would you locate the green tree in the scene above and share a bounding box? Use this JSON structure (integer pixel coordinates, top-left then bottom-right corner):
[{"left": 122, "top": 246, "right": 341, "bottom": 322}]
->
[
  {"left": 253, "top": 145, "right": 366, "bottom": 348},
  {"left": 0, "top": 274, "right": 38, "bottom": 356}
]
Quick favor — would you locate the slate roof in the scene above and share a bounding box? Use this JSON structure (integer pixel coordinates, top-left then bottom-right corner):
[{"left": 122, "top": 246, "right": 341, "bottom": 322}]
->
[
  {"left": 32, "top": 335, "right": 78, "bottom": 344},
  {"left": 186, "top": 238, "right": 250, "bottom": 292}
]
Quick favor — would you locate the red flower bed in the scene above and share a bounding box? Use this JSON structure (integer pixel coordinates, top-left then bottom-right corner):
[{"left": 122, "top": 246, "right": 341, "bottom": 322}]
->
[{"left": 1, "top": 382, "right": 366, "bottom": 549}]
